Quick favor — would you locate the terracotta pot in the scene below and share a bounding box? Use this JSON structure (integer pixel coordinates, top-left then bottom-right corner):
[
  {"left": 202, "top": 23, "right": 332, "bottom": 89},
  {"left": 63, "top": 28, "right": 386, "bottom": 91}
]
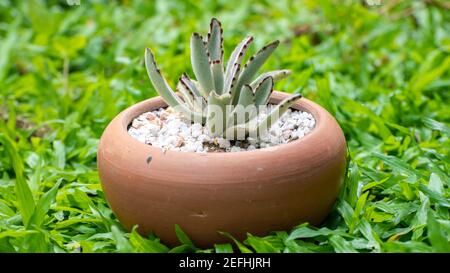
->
[{"left": 97, "top": 91, "right": 347, "bottom": 248}]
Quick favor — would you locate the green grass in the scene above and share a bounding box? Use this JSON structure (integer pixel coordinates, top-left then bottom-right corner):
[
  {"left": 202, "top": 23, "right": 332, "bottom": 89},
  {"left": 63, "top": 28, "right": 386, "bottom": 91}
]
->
[{"left": 0, "top": 0, "right": 449, "bottom": 253}]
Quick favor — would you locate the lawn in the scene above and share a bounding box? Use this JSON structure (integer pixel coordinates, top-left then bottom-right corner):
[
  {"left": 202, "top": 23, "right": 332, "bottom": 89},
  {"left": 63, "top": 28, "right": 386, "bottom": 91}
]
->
[{"left": 0, "top": 0, "right": 449, "bottom": 253}]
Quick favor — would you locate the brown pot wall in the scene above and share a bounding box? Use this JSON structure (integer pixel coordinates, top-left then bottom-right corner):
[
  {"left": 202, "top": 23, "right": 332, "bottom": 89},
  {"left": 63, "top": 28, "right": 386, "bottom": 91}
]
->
[{"left": 97, "top": 91, "right": 347, "bottom": 248}]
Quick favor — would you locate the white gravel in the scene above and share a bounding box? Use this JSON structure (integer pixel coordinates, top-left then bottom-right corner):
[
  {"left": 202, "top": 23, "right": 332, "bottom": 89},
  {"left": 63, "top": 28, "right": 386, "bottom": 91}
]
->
[{"left": 128, "top": 106, "right": 315, "bottom": 153}]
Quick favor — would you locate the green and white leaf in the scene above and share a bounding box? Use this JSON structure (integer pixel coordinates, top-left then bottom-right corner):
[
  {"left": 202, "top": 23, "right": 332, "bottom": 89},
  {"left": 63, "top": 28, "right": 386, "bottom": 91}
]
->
[
  {"left": 228, "top": 84, "right": 256, "bottom": 126},
  {"left": 145, "top": 48, "right": 203, "bottom": 121},
  {"left": 250, "top": 70, "right": 291, "bottom": 89},
  {"left": 176, "top": 80, "right": 195, "bottom": 110},
  {"left": 252, "top": 93, "right": 302, "bottom": 136},
  {"left": 207, "top": 18, "right": 223, "bottom": 62},
  {"left": 190, "top": 33, "right": 215, "bottom": 96},
  {"left": 211, "top": 60, "right": 224, "bottom": 94},
  {"left": 180, "top": 73, "right": 204, "bottom": 98},
  {"left": 223, "top": 63, "right": 241, "bottom": 94},
  {"left": 232, "top": 40, "right": 279, "bottom": 104},
  {"left": 254, "top": 76, "right": 274, "bottom": 106},
  {"left": 206, "top": 91, "right": 232, "bottom": 136},
  {"left": 224, "top": 36, "right": 253, "bottom": 91}
]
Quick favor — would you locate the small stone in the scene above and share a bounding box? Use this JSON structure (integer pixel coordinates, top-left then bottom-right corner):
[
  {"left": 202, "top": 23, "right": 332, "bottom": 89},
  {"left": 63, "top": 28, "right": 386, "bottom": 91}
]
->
[
  {"left": 194, "top": 141, "right": 204, "bottom": 152},
  {"left": 166, "top": 120, "right": 183, "bottom": 135},
  {"left": 270, "top": 127, "right": 282, "bottom": 137},
  {"left": 145, "top": 136, "right": 156, "bottom": 144},
  {"left": 145, "top": 112, "right": 157, "bottom": 121},
  {"left": 282, "top": 121, "right": 295, "bottom": 130},
  {"left": 191, "top": 123, "right": 202, "bottom": 138},
  {"left": 282, "top": 129, "right": 292, "bottom": 140},
  {"left": 293, "top": 130, "right": 305, "bottom": 139},
  {"left": 259, "top": 133, "right": 270, "bottom": 142},
  {"left": 174, "top": 136, "right": 184, "bottom": 147},
  {"left": 166, "top": 107, "right": 176, "bottom": 113},
  {"left": 160, "top": 111, "right": 170, "bottom": 121},
  {"left": 247, "top": 137, "right": 257, "bottom": 145},
  {"left": 217, "top": 138, "right": 231, "bottom": 149},
  {"left": 230, "top": 146, "right": 242, "bottom": 152},
  {"left": 150, "top": 118, "right": 161, "bottom": 127},
  {"left": 144, "top": 123, "right": 160, "bottom": 136},
  {"left": 182, "top": 142, "right": 198, "bottom": 152},
  {"left": 128, "top": 128, "right": 142, "bottom": 141},
  {"left": 270, "top": 135, "right": 281, "bottom": 145},
  {"left": 238, "top": 141, "right": 250, "bottom": 149},
  {"left": 197, "top": 134, "right": 211, "bottom": 143},
  {"left": 131, "top": 119, "right": 143, "bottom": 129}
]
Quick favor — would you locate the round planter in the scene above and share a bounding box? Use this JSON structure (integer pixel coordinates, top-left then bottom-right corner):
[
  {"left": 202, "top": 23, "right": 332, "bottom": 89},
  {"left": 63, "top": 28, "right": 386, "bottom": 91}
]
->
[{"left": 97, "top": 91, "right": 347, "bottom": 247}]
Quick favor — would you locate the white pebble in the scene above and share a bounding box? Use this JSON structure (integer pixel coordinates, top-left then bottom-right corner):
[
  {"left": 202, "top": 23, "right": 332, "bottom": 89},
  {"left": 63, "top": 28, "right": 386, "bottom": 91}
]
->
[
  {"left": 191, "top": 123, "right": 203, "bottom": 138},
  {"left": 247, "top": 145, "right": 256, "bottom": 151},
  {"left": 217, "top": 138, "right": 231, "bottom": 149},
  {"left": 230, "top": 146, "right": 242, "bottom": 153}
]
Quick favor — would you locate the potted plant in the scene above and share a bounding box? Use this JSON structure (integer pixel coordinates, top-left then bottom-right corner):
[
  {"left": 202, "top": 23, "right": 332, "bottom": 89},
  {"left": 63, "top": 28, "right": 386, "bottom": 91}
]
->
[{"left": 97, "top": 18, "right": 347, "bottom": 247}]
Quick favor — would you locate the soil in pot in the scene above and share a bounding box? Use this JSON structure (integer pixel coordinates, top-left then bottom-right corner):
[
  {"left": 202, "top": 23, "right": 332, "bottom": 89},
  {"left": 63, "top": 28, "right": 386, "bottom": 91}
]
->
[{"left": 128, "top": 105, "right": 316, "bottom": 152}]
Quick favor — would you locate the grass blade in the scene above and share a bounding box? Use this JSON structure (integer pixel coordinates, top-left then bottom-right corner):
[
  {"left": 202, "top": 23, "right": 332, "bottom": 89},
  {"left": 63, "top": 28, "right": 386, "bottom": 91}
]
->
[
  {"left": 0, "top": 133, "right": 35, "bottom": 226},
  {"left": 129, "top": 227, "right": 170, "bottom": 253},
  {"left": 175, "top": 224, "right": 196, "bottom": 248},
  {"left": 28, "top": 180, "right": 62, "bottom": 228},
  {"left": 214, "top": 243, "right": 233, "bottom": 253}
]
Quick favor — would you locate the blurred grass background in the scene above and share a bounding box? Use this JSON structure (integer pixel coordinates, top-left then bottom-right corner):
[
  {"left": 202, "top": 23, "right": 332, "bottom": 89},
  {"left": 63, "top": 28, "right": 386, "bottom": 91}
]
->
[{"left": 0, "top": 0, "right": 449, "bottom": 253}]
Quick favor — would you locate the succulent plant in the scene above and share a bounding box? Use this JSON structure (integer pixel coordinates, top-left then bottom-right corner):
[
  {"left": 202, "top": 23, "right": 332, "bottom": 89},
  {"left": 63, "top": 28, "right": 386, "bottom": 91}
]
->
[{"left": 145, "top": 18, "right": 301, "bottom": 140}]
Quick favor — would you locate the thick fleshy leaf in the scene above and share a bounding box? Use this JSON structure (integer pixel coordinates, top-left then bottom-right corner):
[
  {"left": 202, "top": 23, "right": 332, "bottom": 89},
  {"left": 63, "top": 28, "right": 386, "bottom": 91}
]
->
[
  {"left": 252, "top": 93, "right": 302, "bottom": 136},
  {"left": 145, "top": 48, "right": 203, "bottom": 121},
  {"left": 178, "top": 80, "right": 205, "bottom": 114},
  {"left": 237, "top": 84, "right": 254, "bottom": 107},
  {"left": 254, "top": 76, "right": 274, "bottom": 106},
  {"left": 211, "top": 60, "right": 224, "bottom": 94},
  {"left": 224, "top": 122, "right": 253, "bottom": 140},
  {"left": 223, "top": 62, "right": 241, "bottom": 94},
  {"left": 207, "top": 18, "right": 223, "bottom": 62},
  {"left": 250, "top": 70, "right": 291, "bottom": 89},
  {"left": 176, "top": 80, "right": 195, "bottom": 109},
  {"left": 190, "top": 33, "right": 215, "bottom": 95},
  {"left": 180, "top": 73, "right": 203, "bottom": 98},
  {"left": 234, "top": 84, "right": 256, "bottom": 124},
  {"left": 224, "top": 36, "right": 253, "bottom": 91},
  {"left": 206, "top": 91, "right": 231, "bottom": 136},
  {"left": 145, "top": 48, "right": 186, "bottom": 107},
  {"left": 233, "top": 40, "right": 279, "bottom": 104}
]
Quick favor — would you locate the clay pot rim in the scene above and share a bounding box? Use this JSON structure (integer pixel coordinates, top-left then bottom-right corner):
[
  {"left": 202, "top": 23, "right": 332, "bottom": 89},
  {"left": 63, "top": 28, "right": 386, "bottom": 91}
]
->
[{"left": 117, "top": 91, "right": 327, "bottom": 158}]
